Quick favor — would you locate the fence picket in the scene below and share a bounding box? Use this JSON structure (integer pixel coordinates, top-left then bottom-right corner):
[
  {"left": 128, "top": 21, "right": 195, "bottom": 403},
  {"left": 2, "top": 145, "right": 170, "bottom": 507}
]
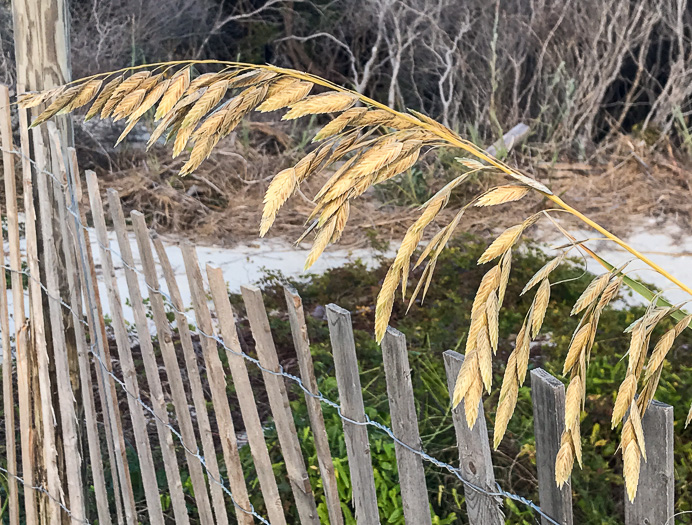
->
[
  {"left": 35, "top": 124, "right": 86, "bottom": 524},
  {"left": 67, "top": 151, "right": 126, "bottom": 525},
  {"left": 15, "top": 104, "right": 40, "bottom": 525},
  {"left": 206, "top": 269, "right": 288, "bottom": 524},
  {"left": 530, "top": 368, "right": 573, "bottom": 525},
  {"left": 180, "top": 243, "right": 255, "bottom": 525},
  {"left": 85, "top": 170, "right": 166, "bottom": 525},
  {"left": 283, "top": 286, "right": 344, "bottom": 525},
  {"left": 624, "top": 400, "right": 674, "bottom": 524},
  {"left": 325, "top": 304, "right": 380, "bottom": 525},
  {"left": 152, "top": 235, "right": 230, "bottom": 525},
  {"left": 75, "top": 171, "right": 135, "bottom": 525},
  {"left": 106, "top": 190, "right": 191, "bottom": 525},
  {"left": 50, "top": 140, "right": 112, "bottom": 525},
  {"left": 0, "top": 84, "right": 21, "bottom": 525},
  {"left": 131, "top": 211, "right": 216, "bottom": 525},
  {"left": 443, "top": 350, "right": 504, "bottom": 525},
  {"left": 382, "top": 327, "right": 432, "bottom": 525},
  {"left": 240, "top": 284, "right": 320, "bottom": 524}
]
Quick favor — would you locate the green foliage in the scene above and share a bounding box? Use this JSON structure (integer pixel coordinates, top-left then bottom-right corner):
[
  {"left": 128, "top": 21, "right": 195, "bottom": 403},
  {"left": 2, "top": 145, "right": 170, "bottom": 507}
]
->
[{"left": 243, "top": 236, "right": 692, "bottom": 524}]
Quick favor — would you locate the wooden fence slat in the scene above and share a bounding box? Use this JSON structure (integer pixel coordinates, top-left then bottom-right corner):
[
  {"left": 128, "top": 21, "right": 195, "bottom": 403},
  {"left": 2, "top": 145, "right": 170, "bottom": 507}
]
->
[
  {"left": 240, "top": 284, "right": 320, "bottom": 525},
  {"left": 530, "top": 369, "right": 573, "bottom": 525},
  {"left": 624, "top": 400, "right": 674, "bottom": 525},
  {"left": 206, "top": 270, "right": 287, "bottom": 524},
  {"left": 43, "top": 127, "right": 89, "bottom": 525},
  {"left": 443, "top": 350, "right": 504, "bottom": 525},
  {"left": 106, "top": 190, "right": 190, "bottom": 525},
  {"left": 151, "top": 235, "right": 230, "bottom": 525},
  {"left": 381, "top": 327, "right": 432, "bottom": 525},
  {"left": 325, "top": 304, "right": 380, "bottom": 525},
  {"left": 180, "top": 243, "right": 255, "bottom": 525},
  {"left": 131, "top": 211, "right": 216, "bottom": 525},
  {"left": 85, "top": 170, "right": 166, "bottom": 525},
  {"left": 15, "top": 103, "right": 39, "bottom": 525},
  {"left": 68, "top": 151, "right": 126, "bottom": 525},
  {"left": 283, "top": 286, "right": 344, "bottom": 525},
  {"left": 30, "top": 127, "right": 69, "bottom": 525},
  {"left": 74, "top": 168, "right": 133, "bottom": 525},
  {"left": 50, "top": 141, "right": 112, "bottom": 525},
  {"left": 0, "top": 84, "right": 21, "bottom": 525}
]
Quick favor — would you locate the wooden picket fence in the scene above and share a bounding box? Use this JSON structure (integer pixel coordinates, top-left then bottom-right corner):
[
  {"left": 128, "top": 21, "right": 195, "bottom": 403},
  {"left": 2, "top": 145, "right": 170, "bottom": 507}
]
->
[{"left": 0, "top": 84, "right": 678, "bottom": 525}]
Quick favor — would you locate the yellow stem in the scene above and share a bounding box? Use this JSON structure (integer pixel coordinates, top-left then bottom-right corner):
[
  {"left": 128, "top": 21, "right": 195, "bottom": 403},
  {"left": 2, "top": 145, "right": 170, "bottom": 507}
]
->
[{"left": 38, "top": 60, "right": 692, "bottom": 297}]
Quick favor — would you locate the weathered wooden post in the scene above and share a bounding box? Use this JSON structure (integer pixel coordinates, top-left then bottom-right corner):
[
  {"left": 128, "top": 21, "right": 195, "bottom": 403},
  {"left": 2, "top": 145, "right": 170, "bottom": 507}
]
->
[{"left": 10, "top": 1, "right": 81, "bottom": 520}]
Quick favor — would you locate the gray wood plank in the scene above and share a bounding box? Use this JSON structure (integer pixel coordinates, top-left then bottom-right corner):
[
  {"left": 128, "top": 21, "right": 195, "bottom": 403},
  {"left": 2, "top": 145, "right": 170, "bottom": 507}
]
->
[
  {"left": 86, "top": 170, "right": 166, "bottom": 525},
  {"left": 0, "top": 83, "right": 21, "bottom": 525},
  {"left": 181, "top": 244, "right": 256, "bottom": 525},
  {"left": 107, "top": 190, "right": 190, "bottom": 525},
  {"left": 152, "top": 236, "right": 230, "bottom": 525},
  {"left": 381, "top": 327, "right": 432, "bottom": 525},
  {"left": 131, "top": 211, "right": 214, "bottom": 525},
  {"left": 443, "top": 350, "right": 504, "bottom": 525},
  {"left": 284, "top": 286, "right": 343, "bottom": 525},
  {"left": 624, "top": 400, "right": 674, "bottom": 525},
  {"left": 240, "top": 285, "right": 320, "bottom": 525},
  {"left": 205, "top": 271, "right": 287, "bottom": 525},
  {"left": 530, "top": 368, "right": 573, "bottom": 525},
  {"left": 486, "top": 123, "right": 530, "bottom": 156},
  {"left": 326, "top": 304, "right": 380, "bottom": 525}
]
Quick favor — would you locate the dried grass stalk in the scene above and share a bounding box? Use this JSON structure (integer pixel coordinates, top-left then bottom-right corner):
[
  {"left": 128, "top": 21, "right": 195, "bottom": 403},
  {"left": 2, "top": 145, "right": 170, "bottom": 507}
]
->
[{"left": 22, "top": 62, "right": 692, "bottom": 502}]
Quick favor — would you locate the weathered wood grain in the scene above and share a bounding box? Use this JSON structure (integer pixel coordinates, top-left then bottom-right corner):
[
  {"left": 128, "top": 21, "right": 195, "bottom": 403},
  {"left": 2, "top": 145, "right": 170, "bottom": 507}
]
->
[
  {"left": 624, "top": 400, "right": 674, "bottom": 525},
  {"left": 382, "top": 327, "right": 432, "bottom": 525},
  {"left": 241, "top": 284, "right": 319, "bottom": 525},
  {"left": 326, "top": 304, "right": 380, "bottom": 525},
  {"left": 284, "top": 286, "right": 344, "bottom": 525},
  {"left": 443, "top": 350, "right": 504, "bottom": 525},
  {"left": 530, "top": 368, "right": 573, "bottom": 525},
  {"left": 0, "top": 84, "right": 21, "bottom": 525}
]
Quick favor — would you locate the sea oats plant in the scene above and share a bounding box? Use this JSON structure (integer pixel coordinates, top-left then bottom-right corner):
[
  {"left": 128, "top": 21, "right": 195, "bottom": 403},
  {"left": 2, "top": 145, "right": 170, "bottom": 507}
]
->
[{"left": 18, "top": 60, "right": 692, "bottom": 500}]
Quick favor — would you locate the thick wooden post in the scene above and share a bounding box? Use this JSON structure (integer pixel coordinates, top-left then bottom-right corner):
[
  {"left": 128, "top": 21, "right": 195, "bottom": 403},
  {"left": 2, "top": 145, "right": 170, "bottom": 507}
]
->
[{"left": 530, "top": 368, "right": 573, "bottom": 525}]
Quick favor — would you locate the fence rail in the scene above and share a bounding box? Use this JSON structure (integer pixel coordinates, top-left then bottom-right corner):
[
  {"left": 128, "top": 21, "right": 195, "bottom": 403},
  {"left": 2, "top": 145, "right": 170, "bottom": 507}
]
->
[{"left": 0, "top": 84, "right": 678, "bottom": 525}]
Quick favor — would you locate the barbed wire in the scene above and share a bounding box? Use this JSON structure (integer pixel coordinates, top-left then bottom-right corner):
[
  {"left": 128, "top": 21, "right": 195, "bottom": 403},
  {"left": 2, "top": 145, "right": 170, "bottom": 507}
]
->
[
  {"left": 0, "top": 466, "right": 91, "bottom": 525},
  {"left": 1, "top": 145, "right": 560, "bottom": 525}
]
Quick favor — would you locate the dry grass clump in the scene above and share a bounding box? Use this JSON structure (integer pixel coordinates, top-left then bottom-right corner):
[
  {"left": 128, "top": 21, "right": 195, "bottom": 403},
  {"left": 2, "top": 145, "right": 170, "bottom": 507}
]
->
[{"left": 19, "top": 60, "right": 692, "bottom": 499}]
